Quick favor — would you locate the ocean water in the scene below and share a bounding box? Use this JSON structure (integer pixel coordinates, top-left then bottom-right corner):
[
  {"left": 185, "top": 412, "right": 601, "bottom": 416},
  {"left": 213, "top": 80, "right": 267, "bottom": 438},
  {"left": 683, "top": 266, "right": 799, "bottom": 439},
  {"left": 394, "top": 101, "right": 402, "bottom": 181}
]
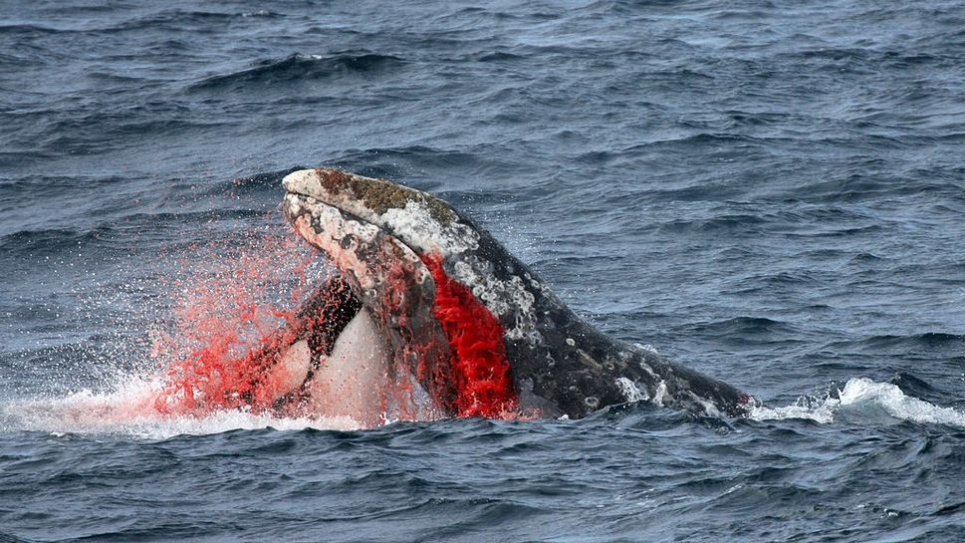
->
[{"left": 2, "top": 1, "right": 965, "bottom": 541}]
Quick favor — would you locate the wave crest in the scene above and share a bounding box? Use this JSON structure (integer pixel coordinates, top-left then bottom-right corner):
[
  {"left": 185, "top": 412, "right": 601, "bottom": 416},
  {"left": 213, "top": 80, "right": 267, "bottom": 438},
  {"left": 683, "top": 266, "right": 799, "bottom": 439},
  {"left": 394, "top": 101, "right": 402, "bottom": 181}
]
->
[
  {"left": 190, "top": 53, "right": 405, "bottom": 92},
  {"left": 751, "top": 377, "right": 965, "bottom": 428}
]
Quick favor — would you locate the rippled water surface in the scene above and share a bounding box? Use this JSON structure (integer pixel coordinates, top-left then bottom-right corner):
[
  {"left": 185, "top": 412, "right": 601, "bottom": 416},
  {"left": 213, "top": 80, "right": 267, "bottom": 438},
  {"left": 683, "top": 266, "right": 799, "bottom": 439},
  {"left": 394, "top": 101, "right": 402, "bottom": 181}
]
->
[{"left": 2, "top": 1, "right": 965, "bottom": 541}]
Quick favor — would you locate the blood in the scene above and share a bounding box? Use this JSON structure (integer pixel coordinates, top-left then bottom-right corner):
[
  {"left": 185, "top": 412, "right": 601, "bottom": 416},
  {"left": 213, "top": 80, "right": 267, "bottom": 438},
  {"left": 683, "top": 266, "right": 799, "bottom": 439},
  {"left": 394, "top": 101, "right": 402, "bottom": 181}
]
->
[
  {"left": 149, "top": 232, "right": 519, "bottom": 423},
  {"left": 151, "top": 234, "right": 329, "bottom": 418},
  {"left": 421, "top": 254, "right": 518, "bottom": 418}
]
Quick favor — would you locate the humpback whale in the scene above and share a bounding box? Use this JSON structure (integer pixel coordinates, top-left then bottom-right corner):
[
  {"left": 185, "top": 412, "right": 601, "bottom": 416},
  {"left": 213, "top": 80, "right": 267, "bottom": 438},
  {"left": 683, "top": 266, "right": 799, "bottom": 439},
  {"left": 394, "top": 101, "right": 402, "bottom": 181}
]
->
[{"left": 261, "top": 168, "right": 756, "bottom": 423}]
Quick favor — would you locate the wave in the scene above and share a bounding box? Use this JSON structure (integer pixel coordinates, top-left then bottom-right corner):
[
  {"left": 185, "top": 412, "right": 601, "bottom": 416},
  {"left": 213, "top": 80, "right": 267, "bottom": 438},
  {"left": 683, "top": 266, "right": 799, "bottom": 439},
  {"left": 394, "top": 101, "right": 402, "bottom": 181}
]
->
[
  {"left": 657, "top": 214, "right": 767, "bottom": 234},
  {"left": 685, "top": 316, "right": 807, "bottom": 346},
  {"left": 69, "top": 9, "right": 277, "bottom": 33},
  {"left": 326, "top": 145, "right": 511, "bottom": 186},
  {"left": 822, "top": 332, "right": 965, "bottom": 354},
  {"left": 6, "top": 373, "right": 964, "bottom": 439},
  {"left": 226, "top": 167, "right": 304, "bottom": 193},
  {"left": 0, "top": 209, "right": 269, "bottom": 256},
  {"left": 0, "top": 24, "right": 61, "bottom": 35},
  {"left": 785, "top": 176, "right": 964, "bottom": 204},
  {"left": 0, "top": 227, "right": 100, "bottom": 254},
  {"left": 0, "top": 10, "right": 279, "bottom": 39},
  {"left": 189, "top": 53, "right": 405, "bottom": 92},
  {"left": 476, "top": 51, "right": 526, "bottom": 62},
  {"left": 751, "top": 377, "right": 965, "bottom": 428},
  {"left": 0, "top": 532, "right": 32, "bottom": 543}
]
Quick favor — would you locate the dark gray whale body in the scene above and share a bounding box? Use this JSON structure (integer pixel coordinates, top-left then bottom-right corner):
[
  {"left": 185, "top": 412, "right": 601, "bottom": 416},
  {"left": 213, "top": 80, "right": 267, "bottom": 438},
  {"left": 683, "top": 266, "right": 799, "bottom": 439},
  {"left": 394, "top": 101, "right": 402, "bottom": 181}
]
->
[{"left": 279, "top": 168, "right": 755, "bottom": 422}]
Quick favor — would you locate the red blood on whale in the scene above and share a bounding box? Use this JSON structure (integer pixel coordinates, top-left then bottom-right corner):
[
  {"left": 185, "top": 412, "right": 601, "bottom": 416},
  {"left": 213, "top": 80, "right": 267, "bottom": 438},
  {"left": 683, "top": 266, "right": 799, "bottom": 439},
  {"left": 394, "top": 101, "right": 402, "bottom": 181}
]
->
[
  {"left": 421, "top": 254, "right": 518, "bottom": 418},
  {"left": 151, "top": 235, "right": 519, "bottom": 422}
]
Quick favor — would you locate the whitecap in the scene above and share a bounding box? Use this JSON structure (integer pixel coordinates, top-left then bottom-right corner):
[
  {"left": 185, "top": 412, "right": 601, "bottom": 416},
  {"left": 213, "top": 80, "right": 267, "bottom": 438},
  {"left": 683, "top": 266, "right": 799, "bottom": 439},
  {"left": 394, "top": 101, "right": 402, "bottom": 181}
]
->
[{"left": 749, "top": 377, "right": 965, "bottom": 428}]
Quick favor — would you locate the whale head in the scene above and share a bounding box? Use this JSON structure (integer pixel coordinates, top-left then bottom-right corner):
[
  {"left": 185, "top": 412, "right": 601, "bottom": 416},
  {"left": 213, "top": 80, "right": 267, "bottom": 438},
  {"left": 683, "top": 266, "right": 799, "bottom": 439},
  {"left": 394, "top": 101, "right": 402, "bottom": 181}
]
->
[{"left": 281, "top": 168, "right": 755, "bottom": 421}]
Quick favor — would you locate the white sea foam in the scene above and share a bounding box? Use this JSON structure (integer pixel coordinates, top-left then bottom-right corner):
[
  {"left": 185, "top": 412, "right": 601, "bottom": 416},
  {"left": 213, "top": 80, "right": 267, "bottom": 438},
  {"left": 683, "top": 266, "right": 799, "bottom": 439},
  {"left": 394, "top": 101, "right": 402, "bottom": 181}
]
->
[
  {"left": 749, "top": 377, "right": 965, "bottom": 428},
  {"left": 0, "top": 373, "right": 366, "bottom": 440}
]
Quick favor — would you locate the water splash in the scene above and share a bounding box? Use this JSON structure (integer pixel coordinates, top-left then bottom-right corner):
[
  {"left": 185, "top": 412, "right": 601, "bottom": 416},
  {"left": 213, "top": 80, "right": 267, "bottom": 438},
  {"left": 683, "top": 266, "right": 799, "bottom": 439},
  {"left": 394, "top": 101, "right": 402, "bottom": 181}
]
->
[
  {"left": 0, "top": 225, "right": 533, "bottom": 437},
  {"left": 149, "top": 231, "right": 331, "bottom": 417},
  {"left": 0, "top": 374, "right": 365, "bottom": 439},
  {"left": 0, "top": 230, "right": 372, "bottom": 437},
  {"left": 750, "top": 377, "right": 965, "bottom": 428}
]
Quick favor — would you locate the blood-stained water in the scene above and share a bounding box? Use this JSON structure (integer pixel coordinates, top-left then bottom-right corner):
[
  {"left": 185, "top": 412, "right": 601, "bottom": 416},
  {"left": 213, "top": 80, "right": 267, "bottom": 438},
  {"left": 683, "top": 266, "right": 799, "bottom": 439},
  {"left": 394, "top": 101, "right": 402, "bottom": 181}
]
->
[
  {"left": 152, "top": 238, "right": 522, "bottom": 423},
  {"left": 151, "top": 233, "right": 328, "bottom": 417}
]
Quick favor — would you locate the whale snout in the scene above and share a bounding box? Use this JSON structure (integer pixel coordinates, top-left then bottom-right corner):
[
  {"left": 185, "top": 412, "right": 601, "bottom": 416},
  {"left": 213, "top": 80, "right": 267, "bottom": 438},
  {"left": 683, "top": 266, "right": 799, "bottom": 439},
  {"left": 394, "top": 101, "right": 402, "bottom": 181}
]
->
[
  {"left": 282, "top": 168, "right": 459, "bottom": 233},
  {"left": 282, "top": 168, "right": 356, "bottom": 202}
]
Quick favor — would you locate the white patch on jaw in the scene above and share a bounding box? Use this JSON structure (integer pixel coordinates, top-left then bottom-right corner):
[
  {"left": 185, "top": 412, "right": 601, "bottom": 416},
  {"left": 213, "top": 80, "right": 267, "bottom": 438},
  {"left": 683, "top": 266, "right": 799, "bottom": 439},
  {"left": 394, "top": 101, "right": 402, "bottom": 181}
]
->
[
  {"left": 652, "top": 381, "right": 668, "bottom": 407},
  {"left": 300, "top": 308, "right": 441, "bottom": 426},
  {"left": 381, "top": 201, "right": 479, "bottom": 256},
  {"left": 288, "top": 196, "right": 383, "bottom": 291},
  {"left": 689, "top": 393, "right": 721, "bottom": 417}
]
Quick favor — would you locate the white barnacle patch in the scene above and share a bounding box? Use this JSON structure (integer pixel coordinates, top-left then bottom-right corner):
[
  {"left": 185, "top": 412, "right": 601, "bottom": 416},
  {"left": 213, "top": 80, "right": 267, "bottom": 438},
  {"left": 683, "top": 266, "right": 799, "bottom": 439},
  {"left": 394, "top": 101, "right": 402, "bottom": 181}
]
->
[
  {"left": 651, "top": 381, "right": 668, "bottom": 407},
  {"left": 616, "top": 377, "right": 649, "bottom": 402},
  {"left": 504, "top": 275, "right": 539, "bottom": 341},
  {"left": 523, "top": 271, "right": 548, "bottom": 293},
  {"left": 451, "top": 256, "right": 540, "bottom": 344},
  {"left": 381, "top": 201, "right": 479, "bottom": 256},
  {"left": 689, "top": 393, "right": 722, "bottom": 417},
  {"left": 288, "top": 197, "right": 302, "bottom": 215},
  {"left": 312, "top": 204, "right": 381, "bottom": 246}
]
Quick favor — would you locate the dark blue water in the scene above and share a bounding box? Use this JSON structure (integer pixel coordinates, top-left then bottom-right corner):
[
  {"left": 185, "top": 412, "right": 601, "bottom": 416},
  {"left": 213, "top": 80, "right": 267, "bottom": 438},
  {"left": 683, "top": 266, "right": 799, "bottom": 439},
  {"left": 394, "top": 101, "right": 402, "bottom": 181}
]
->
[{"left": 3, "top": 1, "right": 965, "bottom": 541}]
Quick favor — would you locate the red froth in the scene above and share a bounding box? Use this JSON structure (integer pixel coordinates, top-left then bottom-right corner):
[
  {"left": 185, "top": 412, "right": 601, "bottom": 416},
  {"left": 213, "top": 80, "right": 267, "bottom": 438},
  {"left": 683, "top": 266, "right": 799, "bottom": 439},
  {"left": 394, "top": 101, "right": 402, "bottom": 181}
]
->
[
  {"left": 152, "top": 234, "right": 325, "bottom": 417},
  {"left": 150, "top": 230, "right": 519, "bottom": 423},
  {"left": 421, "top": 254, "right": 518, "bottom": 418}
]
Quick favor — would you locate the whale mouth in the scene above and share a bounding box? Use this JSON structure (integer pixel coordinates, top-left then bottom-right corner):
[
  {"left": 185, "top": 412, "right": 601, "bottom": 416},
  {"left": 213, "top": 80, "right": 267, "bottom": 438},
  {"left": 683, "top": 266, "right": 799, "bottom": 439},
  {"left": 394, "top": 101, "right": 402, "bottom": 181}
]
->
[
  {"left": 281, "top": 168, "right": 519, "bottom": 420},
  {"left": 281, "top": 190, "right": 455, "bottom": 421}
]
